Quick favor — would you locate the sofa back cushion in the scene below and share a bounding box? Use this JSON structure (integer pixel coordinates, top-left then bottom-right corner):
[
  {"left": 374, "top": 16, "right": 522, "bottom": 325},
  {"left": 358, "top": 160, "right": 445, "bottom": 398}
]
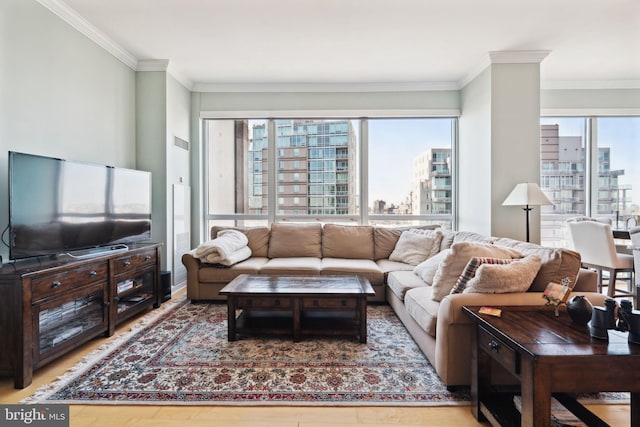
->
[
  {"left": 322, "top": 224, "right": 374, "bottom": 259},
  {"left": 431, "top": 242, "right": 522, "bottom": 301},
  {"left": 210, "top": 226, "right": 270, "bottom": 258},
  {"left": 493, "top": 237, "right": 582, "bottom": 292},
  {"left": 268, "top": 222, "right": 322, "bottom": 258},
  {"left": 373, "top": 225, "right": 440, "bottom": 260}
]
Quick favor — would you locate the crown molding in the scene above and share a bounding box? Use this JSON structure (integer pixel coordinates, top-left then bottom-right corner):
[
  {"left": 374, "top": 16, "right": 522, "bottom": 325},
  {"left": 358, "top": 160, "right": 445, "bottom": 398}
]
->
[
  {"left": 36, "top": 0, "right": 138, "bottom": 70},
  {"left": 192, "top": 81, "right": 459, "bottom": 93},
  {"left": 488, "top": 50, "right": 551, "bottom": 64},
  {"left": 458, "top": 50, "right": 552, "bottom": 89},
  {"left": 136, "top": 59, "right": 169, "bottom": 72}
]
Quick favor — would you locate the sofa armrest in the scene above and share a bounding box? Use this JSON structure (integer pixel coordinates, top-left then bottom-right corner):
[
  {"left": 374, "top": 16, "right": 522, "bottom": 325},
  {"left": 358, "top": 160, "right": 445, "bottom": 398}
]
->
[
  {"left": 181, "top": 251, "right": 202, "bottom": 300},
  {"left": 573, "top": 268, "right": 597, "bottom": 292}
]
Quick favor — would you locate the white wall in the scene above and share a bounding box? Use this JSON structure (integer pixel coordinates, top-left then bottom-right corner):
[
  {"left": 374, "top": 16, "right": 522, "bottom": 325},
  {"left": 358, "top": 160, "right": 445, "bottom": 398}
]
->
[
  {"left": 490, "top": 63, "right": 542, "bottom": 241},
  {"left": 458, "top": 63, "right": 542, "bottom": 241},
  {"left": 167, "top": 75, "right": 192, "bottom": 283},
  {"left": 0, "top": 0, "right": 136, "bottom": 261},
  {"left": 458, "top": 68, "right": 493, "bottom": 235}
]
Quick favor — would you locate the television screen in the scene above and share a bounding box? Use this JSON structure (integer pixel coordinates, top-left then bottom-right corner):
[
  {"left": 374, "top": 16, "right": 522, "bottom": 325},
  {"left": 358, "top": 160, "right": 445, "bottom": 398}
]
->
[{"left": 9, "top": 151, "right": 152, "bottom": 259}]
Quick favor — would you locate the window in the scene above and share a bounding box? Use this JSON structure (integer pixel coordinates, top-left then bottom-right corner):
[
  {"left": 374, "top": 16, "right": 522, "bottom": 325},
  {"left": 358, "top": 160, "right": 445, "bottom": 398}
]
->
[
  {"left": 204, "top": 117, "right": 456, "bottom": 233},
  {"left": 367, "top": 118, "right": 454, "bottom": 228},
  {"left": 540, "top": 117, "right": 640, "bottom": 247}
]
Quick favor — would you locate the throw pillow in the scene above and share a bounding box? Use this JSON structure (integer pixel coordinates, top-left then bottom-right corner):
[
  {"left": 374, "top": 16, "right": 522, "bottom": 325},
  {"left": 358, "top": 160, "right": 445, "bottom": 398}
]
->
[
  {"left": 413, "top": 249, "right": 451, "bottom": 285},
  {"left": 431, "top": 242, "right": 522, "bottom": 302},
  {"left": 389, "top": 229, "right": 443, "bottom": 266},
  {"left": 450, "top": 257, "right": 514, "bottom": 294},
  {"left": 463, "top": 255, "right": 542, "bottom": 294}
]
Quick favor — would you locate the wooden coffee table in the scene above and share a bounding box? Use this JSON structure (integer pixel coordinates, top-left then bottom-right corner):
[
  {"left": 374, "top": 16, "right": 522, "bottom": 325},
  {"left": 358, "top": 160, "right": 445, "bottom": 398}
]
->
[
  {"left": 463, "top": 305, "right": 639, "bottom": 427},
  {"left": 219, "top": 274, "right": 375, "bottom": 343}
]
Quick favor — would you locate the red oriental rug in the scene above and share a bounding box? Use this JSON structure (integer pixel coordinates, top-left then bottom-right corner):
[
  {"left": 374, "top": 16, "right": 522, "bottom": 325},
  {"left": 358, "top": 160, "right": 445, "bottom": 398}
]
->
[{"left": 23, "top": 296, "right": 469, "bottom": 406}]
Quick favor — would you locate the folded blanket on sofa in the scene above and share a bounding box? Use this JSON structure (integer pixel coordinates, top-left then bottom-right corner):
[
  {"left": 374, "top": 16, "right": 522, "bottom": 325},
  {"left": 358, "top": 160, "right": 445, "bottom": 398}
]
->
[
  {"left": 195, "top": 229, "right": 248, "bottom": 260},
  {"left": 204, "top": 246, "right": 252, "bottom": 266}
]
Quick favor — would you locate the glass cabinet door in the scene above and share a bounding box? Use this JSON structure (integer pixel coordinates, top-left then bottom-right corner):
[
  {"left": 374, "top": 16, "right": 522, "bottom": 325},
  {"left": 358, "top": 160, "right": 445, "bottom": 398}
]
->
[{"left": 34, "top": 283, "right": 108, "bottom": 363}]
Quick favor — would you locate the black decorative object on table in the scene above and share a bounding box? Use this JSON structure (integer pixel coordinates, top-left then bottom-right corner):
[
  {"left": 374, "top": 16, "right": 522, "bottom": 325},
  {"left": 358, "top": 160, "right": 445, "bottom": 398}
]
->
[
  {"left": 590, "top": 298, "right": 618, "bottom": 340},
  {"left": 566, "top": 295, "right": 593, "bottom": 325}
]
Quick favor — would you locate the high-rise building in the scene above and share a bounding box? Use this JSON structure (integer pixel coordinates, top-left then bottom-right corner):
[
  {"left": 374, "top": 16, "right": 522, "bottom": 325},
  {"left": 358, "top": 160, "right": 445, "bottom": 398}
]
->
[
  {"left": 411, "top": 148, "right": 452, "bottom": 215},
  {"left": 540, "top": 124, "right": 625, "bottom": 215},
  {"left": 247, "top": 119, "right": 358, "bottom": 216}
]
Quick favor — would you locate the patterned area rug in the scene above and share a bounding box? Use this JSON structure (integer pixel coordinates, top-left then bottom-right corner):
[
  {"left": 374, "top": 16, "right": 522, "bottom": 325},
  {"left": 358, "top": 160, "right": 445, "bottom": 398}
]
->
[{"left": 24, "top": 296, "right": 470, "bottom": 406}]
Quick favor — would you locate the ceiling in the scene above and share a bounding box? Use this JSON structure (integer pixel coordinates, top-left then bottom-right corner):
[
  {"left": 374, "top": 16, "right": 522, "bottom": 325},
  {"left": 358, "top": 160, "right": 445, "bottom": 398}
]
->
[{"left": 44, "top": 0, "right": 640, "bottom": 90}]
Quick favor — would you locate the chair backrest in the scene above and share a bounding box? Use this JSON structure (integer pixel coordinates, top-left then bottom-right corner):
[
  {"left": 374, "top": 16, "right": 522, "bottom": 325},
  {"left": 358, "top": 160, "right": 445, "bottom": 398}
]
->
[
  {"left": 630, "top": 227, "right": 640, "bottom": 285},
  {"left": 567, "top": 220, "right": 618, "bottom": 268}
]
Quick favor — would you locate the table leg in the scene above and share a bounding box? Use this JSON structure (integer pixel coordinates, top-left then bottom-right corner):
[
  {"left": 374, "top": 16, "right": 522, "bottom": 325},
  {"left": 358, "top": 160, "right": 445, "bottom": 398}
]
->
[
  {"left": 227, "top": 296, "right": 237, "bottom": 341},
  {"left": 470, "top": 325, "right": 490, "bottom": 421},
  {"left": 359, "top": 296, "right": 367, "bottom": 343},
  {"left": 632, "top": 392, "right": 639, "bottom": 427},
  {"left": 293, "top": 297, "right": 301, "bottom": 342},
  {"left": 521, "top": 359, "right": 551, "bottom": 427}
]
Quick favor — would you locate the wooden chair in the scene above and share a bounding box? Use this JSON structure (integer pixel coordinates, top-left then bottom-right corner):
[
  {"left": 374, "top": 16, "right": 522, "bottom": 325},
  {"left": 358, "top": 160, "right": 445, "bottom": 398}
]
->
[{"left": 567, "top": 220, "right": 635, "bottom": 302}]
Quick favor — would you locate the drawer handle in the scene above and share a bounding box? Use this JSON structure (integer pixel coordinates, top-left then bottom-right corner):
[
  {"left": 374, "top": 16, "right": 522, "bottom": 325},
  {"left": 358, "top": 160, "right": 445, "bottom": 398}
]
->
[
  {"left": 89, "top": 271, "right": 97, "bottom": 277},
  {"left": 488, "top": 340, "right": 500, "bottom": 352},
  {"left": 124, "top": 261, "right": 131, "bottom": 267},
  {"left": 51, "top": 281, "right": 62, "bottom": 289},
  {"left": 144, "top": 256, "right": 151, "bottom": 261}
]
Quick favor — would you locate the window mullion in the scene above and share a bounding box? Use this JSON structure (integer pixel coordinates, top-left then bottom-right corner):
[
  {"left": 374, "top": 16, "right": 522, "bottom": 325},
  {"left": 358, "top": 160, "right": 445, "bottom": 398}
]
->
[{"left": 267, "top": 119, "right": 276, "bottom": 225}]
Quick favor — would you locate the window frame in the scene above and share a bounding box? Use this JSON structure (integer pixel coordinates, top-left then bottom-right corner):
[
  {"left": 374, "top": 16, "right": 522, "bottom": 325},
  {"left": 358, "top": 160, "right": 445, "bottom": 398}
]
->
[{"left": 201, "top": 113, "right": 459, "bottom": 239}]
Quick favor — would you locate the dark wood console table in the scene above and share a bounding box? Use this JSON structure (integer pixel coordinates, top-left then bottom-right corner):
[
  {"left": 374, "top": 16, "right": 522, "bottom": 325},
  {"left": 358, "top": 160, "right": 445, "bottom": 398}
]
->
[
  {"left": 0, "top": 243, "right": 162, "bottom": 388},
  {"left": 463, "top": 305, "right": 639, "bottom": 427},
  {"left": 219, "top": 274, "right": 375, "bottom": 343}
]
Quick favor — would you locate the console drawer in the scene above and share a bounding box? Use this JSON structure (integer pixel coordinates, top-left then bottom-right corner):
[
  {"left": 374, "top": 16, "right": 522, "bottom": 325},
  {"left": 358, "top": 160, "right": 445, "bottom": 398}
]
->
[
  {"left": 235, "top": 296, "right": 291, "bottom": 309},
  {"left": 302, "top": 297, "right": 357, "bottom": 309},
  {"left": 31, "top": 263, "right": 108, "bottom": 301},
  {"left": 479, "top": 327, "right": 519, "bottom": 375},
  {"left": 113, "top": 251, "right": 156, "bottom": 275}
]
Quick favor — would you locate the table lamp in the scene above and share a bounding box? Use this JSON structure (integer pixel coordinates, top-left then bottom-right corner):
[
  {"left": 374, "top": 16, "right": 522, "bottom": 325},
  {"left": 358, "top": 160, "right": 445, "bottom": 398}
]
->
[{"left": 502, "top": 182, "right": 553, "bottom": 242}]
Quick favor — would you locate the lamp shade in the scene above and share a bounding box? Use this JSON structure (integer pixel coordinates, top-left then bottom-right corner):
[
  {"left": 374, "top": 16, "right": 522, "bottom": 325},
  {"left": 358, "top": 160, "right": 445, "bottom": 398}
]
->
[{"left": 502, "top": 183, "right": 553, "bottom": 207}]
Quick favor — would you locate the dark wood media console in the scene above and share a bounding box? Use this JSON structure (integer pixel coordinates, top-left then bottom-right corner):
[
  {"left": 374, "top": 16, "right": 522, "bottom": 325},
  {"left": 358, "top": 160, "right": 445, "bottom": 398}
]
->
[{"left": 0, "top": 243, "right": 162, "bottom": 388}]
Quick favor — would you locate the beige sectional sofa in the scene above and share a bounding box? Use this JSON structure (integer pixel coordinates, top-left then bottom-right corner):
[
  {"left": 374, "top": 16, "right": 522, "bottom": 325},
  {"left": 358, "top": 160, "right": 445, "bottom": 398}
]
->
[{"left": 182, "top": 222, "right": 606, "bottom": 387}]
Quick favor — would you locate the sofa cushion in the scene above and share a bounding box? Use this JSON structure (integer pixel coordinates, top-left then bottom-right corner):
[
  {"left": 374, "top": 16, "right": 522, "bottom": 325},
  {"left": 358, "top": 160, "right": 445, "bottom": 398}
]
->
[
  {"left": 493, "top": 237, "right": 582, "bottom": 292},
  {"left": 322, "top": 224, "right": 374, "bottom": 260},
  {"left": 413, "top": 249, "right": 450, "bottom": 285},
  {"left": 450, "top": 257, "right": 514, "bottom": 294},
  {"left": 463, "top": 255, "right": 542, "bottom": 294},
  {"left": 320, "top": 258, "right": 384, "bottom": 285},
  {"left": 439, "top": 230, "right": 456, "bottom": 251},
  {"left": 452, "top": 231, "right": 495, "bottom": 245},
  {"left": 431, "top": 242, "right": 522, "bottom": 302},
  {"left": 389, "top": 229, "right": 443, "bottom": 266},
  {"left": 376, "top": 259, "right": 414, "bottom": 274},
  {"left": 387, "top": 270, "right": 429, "bottom": 301},
  {"left": 404, "top": 286, "right": 439, "bottom": 338},
  {"left": 260, "top": 257, "right": 322, "bottom": 274},
  {"left": 211, "top": 226, "right": 270, "bottom": 258},
  {"left": 373, "top": 225, "right": 440, "bottom": 260},
  {"left": 198, "top": 257, "right": 270, "bottom": 283},
  {"left": 268, "top": 223, "right": 322, "bottom": 258}
]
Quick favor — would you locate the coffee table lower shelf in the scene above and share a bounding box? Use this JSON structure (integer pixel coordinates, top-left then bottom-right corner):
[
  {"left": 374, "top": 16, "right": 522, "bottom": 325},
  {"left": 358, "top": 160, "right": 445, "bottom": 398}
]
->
[{"left": 235, "top": 310, "right": 362, "bottom": 341}]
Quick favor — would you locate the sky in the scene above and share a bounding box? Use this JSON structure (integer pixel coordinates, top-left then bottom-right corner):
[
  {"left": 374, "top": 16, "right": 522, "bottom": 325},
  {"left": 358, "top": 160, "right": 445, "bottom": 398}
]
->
[{"left": 367, "top": 118, "right": 453, "bottom": 205}]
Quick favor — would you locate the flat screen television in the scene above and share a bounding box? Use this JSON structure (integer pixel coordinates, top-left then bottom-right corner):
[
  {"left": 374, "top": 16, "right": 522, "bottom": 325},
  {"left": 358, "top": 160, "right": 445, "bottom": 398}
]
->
[{"left": 8, "top": 151, "right": 152, "bottom": 260}]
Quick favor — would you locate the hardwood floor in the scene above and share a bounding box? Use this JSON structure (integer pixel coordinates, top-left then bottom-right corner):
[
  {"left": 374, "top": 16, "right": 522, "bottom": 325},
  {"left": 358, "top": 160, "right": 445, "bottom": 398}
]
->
[{"left": 0, "top": 288, "right": 630, "bottom": 426}]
